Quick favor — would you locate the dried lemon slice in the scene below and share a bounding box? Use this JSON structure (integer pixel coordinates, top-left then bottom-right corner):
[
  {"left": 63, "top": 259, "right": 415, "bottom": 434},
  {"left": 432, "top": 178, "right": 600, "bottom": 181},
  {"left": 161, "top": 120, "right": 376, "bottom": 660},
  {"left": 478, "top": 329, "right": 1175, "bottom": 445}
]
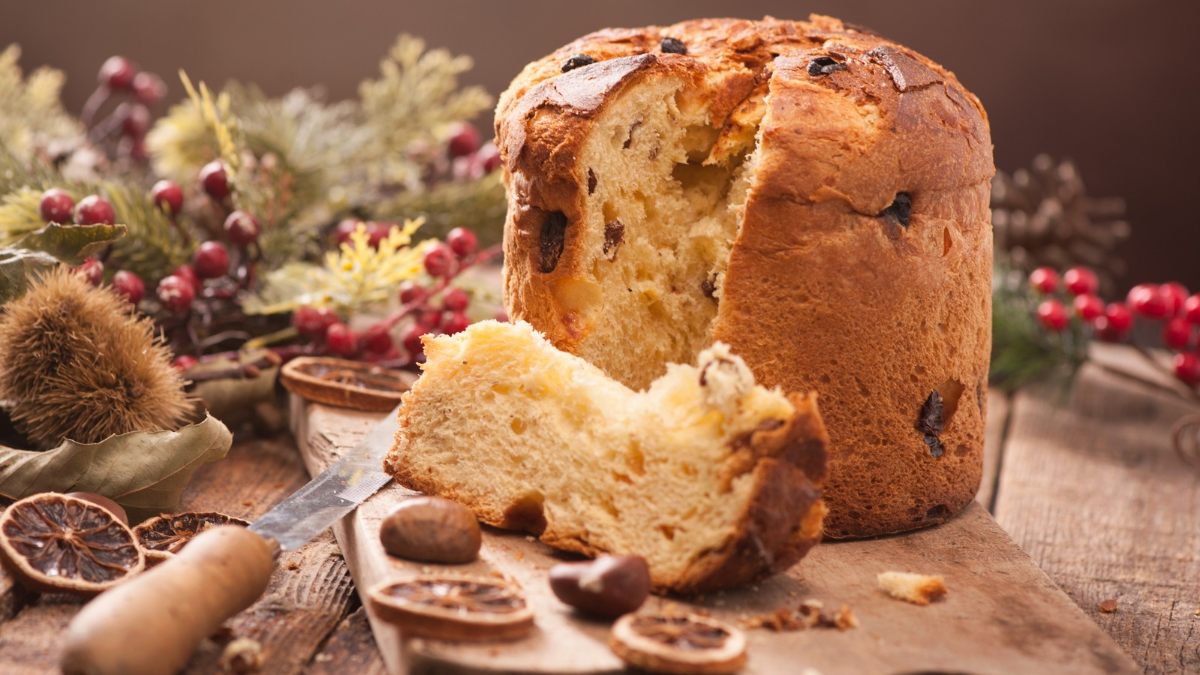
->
[
  {"left": 0, "top": 493, "right": 145, "bottom": 595},
  {"left": 281, "top": 356, "right": 417, "bottom": 412},
  {"left": 368, "top": 575, "right": 534, "bottom": 641},
  {"left": 609, "top": 613, "right": 747, "bottom": 674},
  {"left": 133, "top": 512, "right": 249, "bottom": 565}
]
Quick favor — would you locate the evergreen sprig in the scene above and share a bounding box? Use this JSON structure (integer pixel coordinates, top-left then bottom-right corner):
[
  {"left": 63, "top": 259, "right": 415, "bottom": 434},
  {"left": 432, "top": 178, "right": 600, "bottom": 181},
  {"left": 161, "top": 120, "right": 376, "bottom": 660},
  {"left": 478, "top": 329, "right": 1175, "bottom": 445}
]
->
[
  {"left": 990, "top": 258, "right": 1089, "bottom": 392},
  {"left": 0, "top": 46, "right": 80, "bottom": 163}
]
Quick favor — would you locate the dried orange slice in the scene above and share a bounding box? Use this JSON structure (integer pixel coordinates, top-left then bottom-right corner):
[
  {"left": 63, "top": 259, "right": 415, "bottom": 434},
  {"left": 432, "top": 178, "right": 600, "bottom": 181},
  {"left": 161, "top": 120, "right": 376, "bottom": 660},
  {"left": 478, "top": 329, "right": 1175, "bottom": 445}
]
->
[
  {"left": 133, "top": 512, "right": 249, "bottom": 565},
  {"left": 280, "top": 356, "right": 417, "bottom": 412},
  {"left": 609, "top": 613, "right": 747, "bottom": 674},
  {"left": 368, "top": 575, "right": 534, "bottom": 641},
  {"left": 0, "top": 492, "right": 145, "bottom": 595}
]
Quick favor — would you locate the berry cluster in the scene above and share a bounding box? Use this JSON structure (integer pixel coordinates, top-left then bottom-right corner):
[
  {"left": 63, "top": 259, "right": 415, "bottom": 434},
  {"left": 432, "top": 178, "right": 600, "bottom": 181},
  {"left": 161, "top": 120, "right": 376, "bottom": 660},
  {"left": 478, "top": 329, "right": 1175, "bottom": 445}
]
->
[
  {"left": 83, "top": 56, "right": 168, "bottom": 162},
  {"left": 1030, "top": 266, "right": 1200, "bottom": 387},
  {"left": 289, "top": 226, "right": 503, "bottom": 366}
]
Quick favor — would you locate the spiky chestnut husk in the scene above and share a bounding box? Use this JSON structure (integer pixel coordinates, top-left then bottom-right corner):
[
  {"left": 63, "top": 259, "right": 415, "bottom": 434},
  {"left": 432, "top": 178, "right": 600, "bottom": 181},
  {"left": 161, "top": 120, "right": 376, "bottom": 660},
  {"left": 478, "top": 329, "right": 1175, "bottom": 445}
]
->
[{"left": 0, "top": 268, "right": 191, "bottom": 446}]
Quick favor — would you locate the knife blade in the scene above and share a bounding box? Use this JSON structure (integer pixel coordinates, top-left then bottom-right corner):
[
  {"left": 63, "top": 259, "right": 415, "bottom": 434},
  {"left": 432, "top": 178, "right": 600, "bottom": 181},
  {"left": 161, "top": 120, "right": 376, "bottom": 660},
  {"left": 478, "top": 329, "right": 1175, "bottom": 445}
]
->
[{"left": 60, "top": 405, "right": 402, "bottom": 675}]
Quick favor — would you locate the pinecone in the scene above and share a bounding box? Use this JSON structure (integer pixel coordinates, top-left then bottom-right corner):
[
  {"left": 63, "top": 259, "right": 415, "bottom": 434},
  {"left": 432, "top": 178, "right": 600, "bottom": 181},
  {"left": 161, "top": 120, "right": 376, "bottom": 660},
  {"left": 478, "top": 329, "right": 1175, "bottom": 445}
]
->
[{"left": 991, "top": 154, "right": 1130, "bottom": 292}]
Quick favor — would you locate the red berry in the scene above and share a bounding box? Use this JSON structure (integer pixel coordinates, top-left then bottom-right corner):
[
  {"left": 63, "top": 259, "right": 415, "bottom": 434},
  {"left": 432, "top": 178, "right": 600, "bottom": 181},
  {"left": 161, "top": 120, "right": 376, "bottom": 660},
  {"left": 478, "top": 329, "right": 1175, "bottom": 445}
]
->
[
  {"left": 1104, "top": 302, "right": 1134, "bottom": 334},
  {"left": 151, "top": 180, "right": 184, "bottom": 214},
  {"left": 1161, "top": 282, "right": 1189, "bottom": 316},
  {"left": 75, "top": 257, "right": 104, "bottom": 286},
  {"left": 1174, "top": 352, "right": 1200, "bottom": 386},
  {"left": 446, "top": 227, "right": 478, "bottom": 258},
  {"left": 494, "top": 309, "right": 509, "bottom": 323},
  {"left": 325, "top": 322, "right": 358, "bottom": 357},
  {"left": 334, "top": 218, "right": 361, "bottom": 244},
  {"left": 1164, "top": 317, "right": 1193, "bottom": 351},
  {"left": 224, "top": 211, "right": 261, "bottom": 245},
  {"left": 292, "top": 306, "right": 338, "bottom": 337},
  {"left": 157, "top": 275, "right": 195, "bottom": 312},
  {"left": 172, "top": 355, "right": 198, "bottom": 372},
  {"left": 1127, "top": 283, "right": 1169, "bottom": 319},
  {"left": 193, "top": 241, "right": 230, "bottom": 279},
  {"left": 38, "top": 188, "right": 74, "bottom": 223},
  {"left": 172, "top": 264, "right": 200, "bottom": 292},
  {"left": 398, "top": 280, "right": 427, "bottom": 305},
  {"left": 363, "top": 326, "right": 394, "bottom": 354},
  {"left": 1029, "top": 267, "right": 1059, "bottom": 295},
  {"left": 419, "top": 309, "right": 443, "bottom": 330},
  {"left": 118, "top": 102, "right": 150, "bottom": 137},
  {"left": 132, "top": 72, "right": 166, "bottom": 107},
  {"left": 98, "top": 56, "right": 136, "bottom": 90},
  {"left": 402, "top": 325, "right": 426, "bottom": 356},
  {"left": 1036, "top": 299, "right": 1069, "bottom": 332},
  {"left": 1185, "top": 295, "right": 1200, "bottom": 325},
  {"left": 1072, "top": 293, "right": 1104, "bottom": 321},
  {"left": 1091, "top": 316, "right": 1124, "bottom": 343},
  {"left": 1062, "top": 267, "right": 1098, "bottom": 296},
  {"left": 366, "top": 222, "right": 393, "bottom": 248},
  {"left": 74, "top": 195, "right": 115, "bottom": 225},
  {"left": 112, "top": 270, "right": 144, "bottom": 304},
  {"left": 477, "top": 143, "right": 502, "bottom": 173},
  {"left": 423, "top": 243, "right": 455, "bottom": 277},
  {"left": 442, "top": 287, "right": 469, "bottom": 312},
  {"left": 199, "top": 160, "right": 230, "bottom": 200},
  {"left": 441, "top": 312, "right": 470, "bottom": 335},
  {"left": 447, "top": 122, "right": 480, "bottom": 158}
]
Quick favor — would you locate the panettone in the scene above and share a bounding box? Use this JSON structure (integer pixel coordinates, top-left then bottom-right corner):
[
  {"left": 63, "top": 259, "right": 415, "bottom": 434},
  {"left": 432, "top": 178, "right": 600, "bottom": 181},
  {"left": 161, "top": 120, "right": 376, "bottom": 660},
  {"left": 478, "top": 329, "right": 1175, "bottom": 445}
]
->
[
  {"left": 495, "top": 15, "right": 993, "bottom": 537},
  {"left": 385, "top": 321, "right": 829, "bottom": 593}
]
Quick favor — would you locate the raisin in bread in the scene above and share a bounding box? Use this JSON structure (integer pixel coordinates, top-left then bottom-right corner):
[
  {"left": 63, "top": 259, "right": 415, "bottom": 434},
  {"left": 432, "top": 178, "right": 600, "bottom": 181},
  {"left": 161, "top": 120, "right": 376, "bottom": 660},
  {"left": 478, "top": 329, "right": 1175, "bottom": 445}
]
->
[
  {"left": 495, "top": 15, "right": 993, "bottom": 538},
  {"left": 384, "top": 321, "right": 828, "bottom": 594}
]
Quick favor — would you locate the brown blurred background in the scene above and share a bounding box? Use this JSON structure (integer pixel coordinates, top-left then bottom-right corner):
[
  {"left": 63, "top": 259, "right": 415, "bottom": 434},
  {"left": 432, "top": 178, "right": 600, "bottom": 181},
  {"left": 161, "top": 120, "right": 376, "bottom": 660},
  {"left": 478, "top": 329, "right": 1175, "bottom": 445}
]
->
[{"left": 1, "top": 0, "right": 1196, "bottom": 291}]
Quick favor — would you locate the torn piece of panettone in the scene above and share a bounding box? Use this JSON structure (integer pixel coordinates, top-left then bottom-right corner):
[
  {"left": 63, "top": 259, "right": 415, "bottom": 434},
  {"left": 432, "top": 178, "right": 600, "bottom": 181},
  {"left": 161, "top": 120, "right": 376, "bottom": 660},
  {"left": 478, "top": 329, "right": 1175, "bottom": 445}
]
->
[{"left": 877, "top": 571, "right": 948, "bottom": 606}]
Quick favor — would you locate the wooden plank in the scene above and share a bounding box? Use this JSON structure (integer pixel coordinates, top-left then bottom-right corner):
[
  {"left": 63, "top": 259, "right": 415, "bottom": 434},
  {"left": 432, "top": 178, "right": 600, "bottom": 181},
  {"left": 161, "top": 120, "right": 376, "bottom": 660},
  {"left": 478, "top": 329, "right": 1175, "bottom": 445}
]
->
[
  {"left": 978, "top": 390, "right": 1011, "bottom": 511},
  {"left": 308, "top": 607, "right": 388, "bottom": 675},
  {"left": 0, "top": 435, "right": 355, "bottom": 675},
  {"left": 993, "top": 346, "right": 1200, "bottom": 675},
  {"left": 295, "top": 397, "right": 1141, "bottom": 675}
]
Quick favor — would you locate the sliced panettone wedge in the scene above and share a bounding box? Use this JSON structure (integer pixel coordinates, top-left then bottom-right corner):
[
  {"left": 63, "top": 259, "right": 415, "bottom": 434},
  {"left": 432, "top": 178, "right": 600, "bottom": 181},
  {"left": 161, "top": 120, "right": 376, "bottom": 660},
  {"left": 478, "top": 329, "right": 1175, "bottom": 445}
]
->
[{"left": 385, "top": 321, "right": 829, "bottom": 594}]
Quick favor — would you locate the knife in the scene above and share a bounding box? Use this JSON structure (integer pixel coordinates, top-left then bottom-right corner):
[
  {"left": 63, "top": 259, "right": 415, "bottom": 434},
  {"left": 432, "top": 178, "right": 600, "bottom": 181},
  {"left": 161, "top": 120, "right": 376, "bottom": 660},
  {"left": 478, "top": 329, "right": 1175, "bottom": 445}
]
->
[{"left": 60, "top": 405, "right": 402, "bottom": 675}]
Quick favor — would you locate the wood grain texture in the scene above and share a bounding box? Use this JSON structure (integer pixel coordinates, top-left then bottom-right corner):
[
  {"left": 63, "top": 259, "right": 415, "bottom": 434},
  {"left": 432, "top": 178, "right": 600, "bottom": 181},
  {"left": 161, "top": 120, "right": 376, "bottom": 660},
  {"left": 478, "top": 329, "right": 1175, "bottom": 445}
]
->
[
  {"left": 294, "top": 396, "right": 1141, "bottom": 675},
  {"left": 993, "top": 345, "right": 1200, "bottom": 675},
  {"left": 307, "top": 607, "right": 388, "bottom": 675},
  {"left": 0, "top": 435, "right": 353, "bottom": 675},
  {"left": 978, "top": 391, "right": 1010, "bottom": 510}
]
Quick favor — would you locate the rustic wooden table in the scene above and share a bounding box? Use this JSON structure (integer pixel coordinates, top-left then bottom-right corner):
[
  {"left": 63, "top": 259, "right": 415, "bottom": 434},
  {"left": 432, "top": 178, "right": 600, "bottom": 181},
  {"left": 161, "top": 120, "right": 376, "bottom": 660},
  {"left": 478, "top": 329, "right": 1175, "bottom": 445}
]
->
[{"left": 0, "top": 343, "right": 1195, "bottom": 674}]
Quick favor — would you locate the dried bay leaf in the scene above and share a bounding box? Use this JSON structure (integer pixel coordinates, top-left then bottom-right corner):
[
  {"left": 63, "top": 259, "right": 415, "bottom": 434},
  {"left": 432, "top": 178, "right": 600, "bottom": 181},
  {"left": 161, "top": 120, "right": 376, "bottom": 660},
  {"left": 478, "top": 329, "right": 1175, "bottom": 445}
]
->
[
  {"left": 12, "top": 222, "right": 126, "bottom": 265},
  {"left": 0, "top": 413, "right": 232, "bottom": 523}
]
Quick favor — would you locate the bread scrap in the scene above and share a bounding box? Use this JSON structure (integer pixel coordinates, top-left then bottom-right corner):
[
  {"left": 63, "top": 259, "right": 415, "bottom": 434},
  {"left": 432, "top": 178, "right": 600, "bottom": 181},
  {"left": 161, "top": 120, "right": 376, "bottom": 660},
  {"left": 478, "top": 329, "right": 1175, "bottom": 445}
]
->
[
  {"left": 385, "top": 321, "right": 829, "bottom": 593},
  {"left": 877, "top": 571, "right": 948, "bottom": 605},
  {"left": 496, "top": 15, "right": 993, "bottom": 538}
]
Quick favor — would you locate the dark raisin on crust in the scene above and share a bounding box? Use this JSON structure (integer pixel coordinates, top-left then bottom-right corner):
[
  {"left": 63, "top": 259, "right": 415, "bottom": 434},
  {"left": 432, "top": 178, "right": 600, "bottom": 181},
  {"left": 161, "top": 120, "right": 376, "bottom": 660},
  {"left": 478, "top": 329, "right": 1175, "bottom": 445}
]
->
[
  {"left": 603, "top": 221, "right": 624, "bottom": 261},
  {"left": 879, "top": 192, "right": 913, "bottom": 228},
  {"left": 562, "top": 54, "right": 597, "bottom": 72},
  {"left": 660, "top": 37, "right": 687, "bottom": 55},
  {"left": 539, "top": 212, "right": 568, "bottom": 273},
  {"left": 587, "top": 169, "right": 597, "bottom": 194},
  {"left": 923, "top": 435, "right": 945, "bottom": 458},
  {"left": 925, "top": 504, "right": 950, "bottom": 520},
  {"left": 917, "top": 390, "right": 945, "bottom": 436},
  {"left": 807, "top": 56, "right": 847, "bottom": 76}
]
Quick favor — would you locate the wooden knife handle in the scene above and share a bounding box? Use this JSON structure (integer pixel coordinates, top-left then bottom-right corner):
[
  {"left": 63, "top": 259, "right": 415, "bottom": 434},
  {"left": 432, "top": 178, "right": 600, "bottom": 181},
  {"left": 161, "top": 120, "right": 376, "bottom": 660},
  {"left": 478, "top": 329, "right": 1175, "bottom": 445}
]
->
[{"left": 61, "top": 525, "right": 277, "bottom": 675}]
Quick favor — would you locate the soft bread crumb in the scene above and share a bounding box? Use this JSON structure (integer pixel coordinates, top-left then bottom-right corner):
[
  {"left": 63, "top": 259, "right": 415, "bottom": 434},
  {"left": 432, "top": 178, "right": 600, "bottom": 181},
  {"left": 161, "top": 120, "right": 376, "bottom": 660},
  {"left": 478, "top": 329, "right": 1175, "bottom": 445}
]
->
[{"left": 877, "top": 571, "right": 948, "bottom": 606}]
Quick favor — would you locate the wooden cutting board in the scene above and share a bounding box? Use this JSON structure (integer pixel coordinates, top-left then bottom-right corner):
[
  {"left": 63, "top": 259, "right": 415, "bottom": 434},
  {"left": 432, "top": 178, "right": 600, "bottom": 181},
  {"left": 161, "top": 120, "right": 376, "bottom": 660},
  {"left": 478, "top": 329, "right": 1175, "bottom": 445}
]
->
[{"left": 289, "top": 396, "right": 1141, "bottom": 675}]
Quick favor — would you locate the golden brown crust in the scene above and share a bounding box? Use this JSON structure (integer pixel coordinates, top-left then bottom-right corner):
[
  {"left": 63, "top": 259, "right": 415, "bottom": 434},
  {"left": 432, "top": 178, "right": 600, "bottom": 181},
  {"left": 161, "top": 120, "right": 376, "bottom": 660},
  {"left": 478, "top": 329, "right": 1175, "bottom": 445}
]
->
[{"left": 497, "top": 15, "right": 993, "bottom": 538}]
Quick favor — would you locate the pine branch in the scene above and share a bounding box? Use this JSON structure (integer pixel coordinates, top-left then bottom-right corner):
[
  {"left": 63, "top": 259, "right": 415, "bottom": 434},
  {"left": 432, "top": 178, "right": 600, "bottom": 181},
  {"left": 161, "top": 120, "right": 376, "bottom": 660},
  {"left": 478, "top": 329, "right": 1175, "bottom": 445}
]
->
[
  {"left": 369, "top": 172, "right": 506, "bottom": 246},
  {"left": 0, "top": 45, "right": 81, "bottom": 163}
]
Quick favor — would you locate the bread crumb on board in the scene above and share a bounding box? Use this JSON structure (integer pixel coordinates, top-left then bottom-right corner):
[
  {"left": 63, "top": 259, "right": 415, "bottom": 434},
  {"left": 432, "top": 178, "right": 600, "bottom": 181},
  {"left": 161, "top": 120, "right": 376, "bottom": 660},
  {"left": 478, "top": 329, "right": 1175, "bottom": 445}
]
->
[
  {"left": 1099, "top": 598, "right": 1118, "bottom": 613},
  {"left": 877, "top": 571, "right": 948, "bottom": 605}
]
